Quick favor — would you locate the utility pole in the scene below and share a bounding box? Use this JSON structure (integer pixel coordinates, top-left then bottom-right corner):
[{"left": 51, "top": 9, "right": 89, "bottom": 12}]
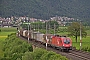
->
[
  {"left": 49, "top": 24, "right": 50, "bottom": 34},
  {"left": 49, "top": 19, "right": 51, "bottom": 34},
  {"left": 42, "top": 23, "right": 43, "bottom": 30},
  {"left": 34, "top": 24, "right": 35, "bottom": 32},
  {"left": 54, "top": 23, "right": 55, "bottom": 35},
  {"left": 0, "top": 21, "right": 2, "bottom": 30},
  {"left": 30, "top": 23, "right": 31, "bottom": 31},
  {"left": 46, "top": 22, "right": 47, "bottom": 50},
  {"left": 54, "top": 15, "right": 57, "bottom": 35},
  {"left": 80, "top": 21, "right": 82, "bottom": 50},
  {"left": 18, "top": 23, "right": 20, "bottom": 36},
  {"left": 27, "top": 17, "right": 30, "bottom": 43},
  {"left": 38, "top": 23, "right": 39, "bottom": 32}
]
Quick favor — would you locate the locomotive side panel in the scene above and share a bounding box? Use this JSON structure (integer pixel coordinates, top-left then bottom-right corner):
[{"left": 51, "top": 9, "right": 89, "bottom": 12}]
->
[{"left": 51, "top": 36, "right": 62, "bottom": 47}]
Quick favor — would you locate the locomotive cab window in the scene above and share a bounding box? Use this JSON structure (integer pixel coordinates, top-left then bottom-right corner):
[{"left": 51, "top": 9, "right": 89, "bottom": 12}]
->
[{"left": 64, "top": 39, "right": 70, "bottom": 44}]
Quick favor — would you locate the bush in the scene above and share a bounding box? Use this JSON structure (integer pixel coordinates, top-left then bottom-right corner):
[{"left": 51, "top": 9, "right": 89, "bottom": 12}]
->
[
  {"left": 40, "top": 51, "right": 67, "bottom": 60},
  {"left": 2, "top": 33, "right": 33, "bottom": 60},
  {"left": 22, "top": 48, "right": 68, "bottom": 60}
]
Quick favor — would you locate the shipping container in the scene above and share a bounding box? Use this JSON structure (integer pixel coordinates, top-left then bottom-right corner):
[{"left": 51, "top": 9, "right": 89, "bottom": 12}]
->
[
  {"left": 23, "top": 30, "right": 27, "bottom": 36},
  {"left": 33, "top": 32, "right": 39, "bottom": 40},
  {"left": 36, "top": 33, "right": 44, "bottom": 42},
  {"left": 31, "top": 32, "right": 34, "bottom": 39}
]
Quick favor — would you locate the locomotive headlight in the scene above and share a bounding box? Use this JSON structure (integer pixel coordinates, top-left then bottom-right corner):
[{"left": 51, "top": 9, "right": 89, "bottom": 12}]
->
[
  {"left": 70, "top": 44, "right": 72, "bottom": 46},
  {"left": 63, "top": 44, "right": 64, "bottom": 46}
]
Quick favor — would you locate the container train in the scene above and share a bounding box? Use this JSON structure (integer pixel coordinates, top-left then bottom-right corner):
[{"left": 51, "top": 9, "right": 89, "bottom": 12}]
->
[{"left": 18, "top": 29, "right": 72, "bottom": 51}]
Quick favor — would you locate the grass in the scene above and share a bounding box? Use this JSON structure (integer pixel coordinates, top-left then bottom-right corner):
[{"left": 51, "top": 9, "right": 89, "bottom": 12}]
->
[
  {"left": 0, "top": 37, "right": 6, "bottom": 57},
  {"left": 0, "top": 27, "right": 17, "bottom": 36},
  {"left": 0, "top": 27, "right": 17, "bottom": 57},
  {"left": 57, "top": 32, "right": 68, "bottom": 36},
  {"left": 59, "top": 26, "right": 67, "bottom": 29},
  {"left": 70, "top": 36, "right": 90, "bottom": 50},
  {"left": 0, "top": 32, "right": 16, "bottom": 36},
  {"left": 0, "top": 27, "right": 17, "bottom": 32},
  {"left": 86, "top": 30, "right": 90, "bottom": 36}
]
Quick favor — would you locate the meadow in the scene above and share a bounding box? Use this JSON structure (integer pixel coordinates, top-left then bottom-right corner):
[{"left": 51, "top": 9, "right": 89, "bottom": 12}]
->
[
  {"left": 0, "top": 27, "right": 17, "bottom": 35},
  {"left": 0, "top": 37, "right": 6, "bottom": 57},
  {"left": 71, "top": 36, "right": 90, "bottom": 50},
  {"left": 0, "top": 27, "right": 17, "bottom": 57}
]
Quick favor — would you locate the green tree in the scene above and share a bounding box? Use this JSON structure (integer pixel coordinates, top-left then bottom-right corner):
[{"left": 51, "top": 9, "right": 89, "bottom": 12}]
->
[
  {"left": 49, "top": 54, "right": 67, "bottom": 60},
  {"left": 40, "top": 51, "right": 67, "bottom": 60},
  {"left": 46, "top": 21, "right": 59, "bottom": 29},
  {"left": 22, "top": 52, "right": 34, "bottom": 60},
  {"left": 68, "top": 22, "right": 87, "bottom": 42},
  {"left": 33, "top": 48, "right": 47, "bottom": 60}
]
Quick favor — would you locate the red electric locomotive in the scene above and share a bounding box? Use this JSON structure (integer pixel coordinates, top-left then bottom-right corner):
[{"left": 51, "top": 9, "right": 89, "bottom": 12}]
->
[{"left": 51, "top": 35, "right": 72, "bottom": 51}]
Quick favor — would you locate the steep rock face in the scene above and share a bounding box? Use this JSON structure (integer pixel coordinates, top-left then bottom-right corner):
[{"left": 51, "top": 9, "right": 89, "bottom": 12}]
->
[{"left": 0, "top": 0, "right": 90, "bottom": 20}]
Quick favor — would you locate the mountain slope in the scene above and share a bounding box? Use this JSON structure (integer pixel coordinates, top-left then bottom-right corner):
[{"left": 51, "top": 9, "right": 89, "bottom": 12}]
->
[{"left": 0, "top": 0, "right": 90, "bottom": 20}]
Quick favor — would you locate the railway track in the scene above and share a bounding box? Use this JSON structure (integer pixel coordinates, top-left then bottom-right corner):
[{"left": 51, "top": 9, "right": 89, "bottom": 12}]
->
[
  {"left": 68, "top": 50, "right": 90, "bottom": 60},
  {"left": 18, "top": 35, "right": 90, "bottom": 60},
  {"left": 68, "top": 52, "right": 90, "bottom": 60}
]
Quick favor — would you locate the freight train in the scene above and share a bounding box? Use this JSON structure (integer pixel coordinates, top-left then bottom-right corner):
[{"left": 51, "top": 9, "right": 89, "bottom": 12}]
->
[{"left": 18, "top": 29, "right": 72, "bottom": 52}]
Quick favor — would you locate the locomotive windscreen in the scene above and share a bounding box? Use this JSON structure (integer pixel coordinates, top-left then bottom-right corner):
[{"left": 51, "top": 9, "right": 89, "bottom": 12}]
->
[{"left": 64, "top": 39, "right": 70, "bottom": 44}]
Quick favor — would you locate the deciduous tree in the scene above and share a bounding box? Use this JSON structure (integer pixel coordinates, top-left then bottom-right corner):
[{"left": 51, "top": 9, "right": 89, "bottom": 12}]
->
[{"left": 68, "top": 22, "right": 87, "bottom": 42}]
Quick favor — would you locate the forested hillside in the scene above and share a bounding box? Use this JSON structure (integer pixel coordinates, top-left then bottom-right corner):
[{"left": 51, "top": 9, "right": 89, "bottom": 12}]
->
[{"left": 0, "top": 0, "right": 90, "bottom": 20}]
